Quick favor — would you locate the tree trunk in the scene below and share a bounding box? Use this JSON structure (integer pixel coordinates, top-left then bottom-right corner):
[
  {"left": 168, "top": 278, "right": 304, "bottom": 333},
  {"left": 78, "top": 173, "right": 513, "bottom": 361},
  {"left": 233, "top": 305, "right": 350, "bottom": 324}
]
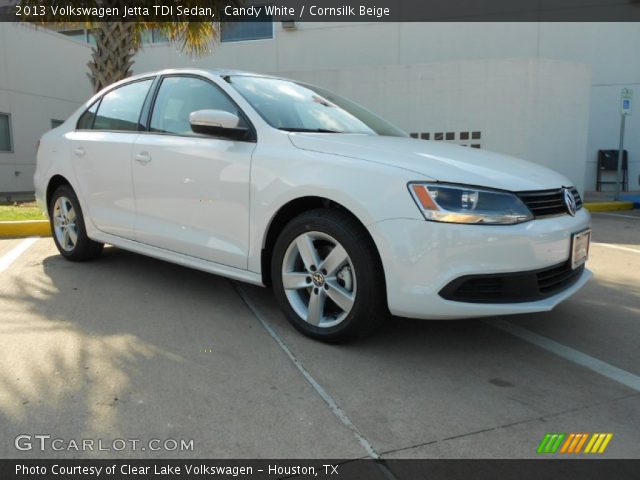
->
[{"left": 87, "top": 22, "right": 139, "bottom": 93}]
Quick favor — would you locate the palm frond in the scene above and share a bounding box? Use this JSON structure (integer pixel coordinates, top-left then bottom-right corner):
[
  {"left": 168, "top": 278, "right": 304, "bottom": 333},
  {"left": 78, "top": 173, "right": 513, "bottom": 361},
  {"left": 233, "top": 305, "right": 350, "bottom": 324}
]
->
[
  {"left": 153, "top": 21, "right": 218, "bottom": 56},
  {"left": 17, "top": 0, "right": 241, "bottom": 91}
]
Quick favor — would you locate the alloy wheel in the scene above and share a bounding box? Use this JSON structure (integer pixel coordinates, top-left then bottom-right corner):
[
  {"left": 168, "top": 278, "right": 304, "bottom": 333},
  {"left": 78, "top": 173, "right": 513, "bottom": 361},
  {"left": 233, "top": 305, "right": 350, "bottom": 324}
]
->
[
  {"left": 52, "top": 196, "right": 78, "bottom": 252},
  {"left": 281, "top": 231, "right": 357, "bottom": 328}
]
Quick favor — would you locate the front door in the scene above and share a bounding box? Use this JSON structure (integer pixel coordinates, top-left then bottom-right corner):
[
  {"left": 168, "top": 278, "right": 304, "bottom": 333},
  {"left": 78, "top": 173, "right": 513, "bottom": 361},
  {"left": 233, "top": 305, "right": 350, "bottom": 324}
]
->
[{"left": 132, "top": 75, "right": 255, "bottom": 269}]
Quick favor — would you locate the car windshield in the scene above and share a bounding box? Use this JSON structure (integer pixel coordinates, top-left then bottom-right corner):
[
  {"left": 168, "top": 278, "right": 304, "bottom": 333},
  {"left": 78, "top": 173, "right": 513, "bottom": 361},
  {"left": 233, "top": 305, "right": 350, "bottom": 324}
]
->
[{"left": 226, "top": 75, "right": 407, "bottom": 137}]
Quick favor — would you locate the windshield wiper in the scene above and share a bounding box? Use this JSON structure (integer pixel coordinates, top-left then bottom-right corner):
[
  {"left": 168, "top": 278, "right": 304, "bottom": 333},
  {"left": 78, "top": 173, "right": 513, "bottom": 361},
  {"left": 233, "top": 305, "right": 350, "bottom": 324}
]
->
[{"left": 278, "top": 127, "right": 343, "bottom": 133}]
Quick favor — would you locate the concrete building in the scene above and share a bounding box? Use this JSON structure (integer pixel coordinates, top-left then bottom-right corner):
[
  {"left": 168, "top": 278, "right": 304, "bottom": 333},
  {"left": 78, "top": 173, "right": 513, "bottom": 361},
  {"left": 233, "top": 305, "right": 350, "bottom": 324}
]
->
[
  {"left": 0, "top": 24, "right": 93, "bottom": 197},
  {"left": 1, "top": 22, "right": 639, "bottom": 196}
]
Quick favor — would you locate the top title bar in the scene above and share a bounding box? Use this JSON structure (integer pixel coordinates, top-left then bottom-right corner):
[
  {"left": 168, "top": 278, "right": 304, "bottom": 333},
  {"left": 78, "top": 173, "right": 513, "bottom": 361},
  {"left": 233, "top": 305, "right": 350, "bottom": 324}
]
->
[{"left": 1, "top": 0, "right": 640, "bottom": 22}]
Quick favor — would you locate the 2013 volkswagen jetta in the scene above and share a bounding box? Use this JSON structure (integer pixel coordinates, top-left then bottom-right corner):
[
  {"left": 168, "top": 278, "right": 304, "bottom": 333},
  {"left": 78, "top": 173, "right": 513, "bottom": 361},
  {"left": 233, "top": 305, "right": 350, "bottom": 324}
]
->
[{"left": 34, "top": 69, "right": 592, "bottom": 341}]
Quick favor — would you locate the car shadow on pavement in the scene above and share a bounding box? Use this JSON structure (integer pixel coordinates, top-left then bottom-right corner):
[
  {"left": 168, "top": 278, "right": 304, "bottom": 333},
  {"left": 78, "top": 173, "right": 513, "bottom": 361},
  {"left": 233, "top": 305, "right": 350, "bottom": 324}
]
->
[
  {"left": 0, "top": 247, "right": 185, "bottom": 457},
  {"left": 1, "top": 244, "right": 638, "bottom": 459},
  {"left": 237, "top": 269, "right": 640, "bottom": 458},
  {"left": 0, "top": 245, "right": 369, "bottom": 458}
]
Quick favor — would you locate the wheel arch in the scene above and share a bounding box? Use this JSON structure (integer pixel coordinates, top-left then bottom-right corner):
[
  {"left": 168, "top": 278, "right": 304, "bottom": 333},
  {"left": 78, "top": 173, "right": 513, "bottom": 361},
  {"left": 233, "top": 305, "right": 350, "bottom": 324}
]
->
[
  {"left": 46, "top": 174, "right": 73, "bottom": 214},
  {"left": 260, "top": 196, "right": 385, "bottom": 290}
]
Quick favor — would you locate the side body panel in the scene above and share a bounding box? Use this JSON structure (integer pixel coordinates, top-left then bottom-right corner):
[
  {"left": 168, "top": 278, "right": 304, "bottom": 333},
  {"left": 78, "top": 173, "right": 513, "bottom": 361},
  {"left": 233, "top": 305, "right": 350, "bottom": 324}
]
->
[
  {"left": 68, "top": 130, "right": 138, "bottom": 238},
  {"left": 132, "top": 133, "right": 255, "bottom": 268}
]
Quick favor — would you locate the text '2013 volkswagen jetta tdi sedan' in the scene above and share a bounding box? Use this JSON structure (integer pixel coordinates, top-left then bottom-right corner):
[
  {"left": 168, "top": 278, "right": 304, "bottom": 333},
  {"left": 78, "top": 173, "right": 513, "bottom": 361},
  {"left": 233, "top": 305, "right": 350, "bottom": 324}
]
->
[{"left": 35, "top": 69, "right": 592, "bottom": 342}]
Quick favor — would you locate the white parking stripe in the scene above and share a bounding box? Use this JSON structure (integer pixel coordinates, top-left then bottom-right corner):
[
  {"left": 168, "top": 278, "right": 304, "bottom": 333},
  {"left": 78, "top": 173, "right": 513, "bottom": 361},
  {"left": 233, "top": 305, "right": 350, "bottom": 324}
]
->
[
  {"left": 0, "top": 237, "right": 39, "bottom": 274},
  {"left": 486, "top": 319, "right": 640, "bottom": 392},
  {"left": 233, "top": 283, "right": 383, "bottom": 460},
  {"left": 592, "top": 242, "right": 640, "bottom": 254}
]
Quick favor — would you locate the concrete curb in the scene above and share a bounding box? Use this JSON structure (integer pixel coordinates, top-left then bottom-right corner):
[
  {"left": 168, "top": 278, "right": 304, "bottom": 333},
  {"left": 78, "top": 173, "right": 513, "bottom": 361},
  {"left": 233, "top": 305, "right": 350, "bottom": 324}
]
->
[
  {"left": 583, "top": 201, "right": 634, "bottom": 212},
  {"left": 0, "top": 220, "right": 51, "bottom": 238}
]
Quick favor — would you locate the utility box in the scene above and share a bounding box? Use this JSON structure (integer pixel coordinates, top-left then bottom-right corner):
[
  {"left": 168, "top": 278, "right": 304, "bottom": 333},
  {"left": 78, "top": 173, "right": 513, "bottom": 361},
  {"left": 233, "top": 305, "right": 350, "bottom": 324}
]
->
[{"left": 597, "top": 150, "right": 628, "bottom": 192}]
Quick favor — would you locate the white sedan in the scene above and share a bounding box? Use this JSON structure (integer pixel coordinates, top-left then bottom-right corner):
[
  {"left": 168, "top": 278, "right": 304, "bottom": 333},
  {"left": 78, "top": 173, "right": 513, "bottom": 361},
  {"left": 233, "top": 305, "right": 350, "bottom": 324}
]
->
[{"left": 35, "top": 69, "right": 591, "bottom": 342}]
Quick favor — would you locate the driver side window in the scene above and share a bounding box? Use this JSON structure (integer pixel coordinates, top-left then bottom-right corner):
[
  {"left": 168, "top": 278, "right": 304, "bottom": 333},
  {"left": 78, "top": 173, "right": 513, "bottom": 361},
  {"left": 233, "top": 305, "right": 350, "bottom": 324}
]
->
[{"left": 150, "top": 76, "right": 246, "bottom": 136}]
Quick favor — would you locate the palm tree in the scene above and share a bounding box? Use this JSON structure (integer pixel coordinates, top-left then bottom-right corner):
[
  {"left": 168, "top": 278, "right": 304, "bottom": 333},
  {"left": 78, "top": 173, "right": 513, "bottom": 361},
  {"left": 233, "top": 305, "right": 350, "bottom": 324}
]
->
[{"left": 20, "top": 0, "right": 236, "bottom": 92}]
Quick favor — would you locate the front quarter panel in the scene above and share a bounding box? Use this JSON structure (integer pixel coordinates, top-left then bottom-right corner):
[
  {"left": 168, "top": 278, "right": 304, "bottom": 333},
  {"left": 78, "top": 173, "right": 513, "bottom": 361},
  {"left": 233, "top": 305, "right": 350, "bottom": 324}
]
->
[{"left": 247, "top": 138, "right": 426, "bottom": 273}]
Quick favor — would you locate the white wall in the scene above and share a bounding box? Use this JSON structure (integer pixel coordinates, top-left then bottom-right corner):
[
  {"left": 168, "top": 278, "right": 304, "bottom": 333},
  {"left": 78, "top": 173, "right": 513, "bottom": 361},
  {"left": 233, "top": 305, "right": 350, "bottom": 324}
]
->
[
  {"left": 278, "top": 59, "right": 591, "bottom": 193},
  {"left": 537, "top": 23, "right": 640, "bottom": 192},
  {"left": 134, "top": 22, "right": 640, "bottom": 191},
  {"left": 0, "top": 24, "right": 92, "bottom": 194},
  {"left": 2, "top": 22, "right": 636, "bottom": 194}
]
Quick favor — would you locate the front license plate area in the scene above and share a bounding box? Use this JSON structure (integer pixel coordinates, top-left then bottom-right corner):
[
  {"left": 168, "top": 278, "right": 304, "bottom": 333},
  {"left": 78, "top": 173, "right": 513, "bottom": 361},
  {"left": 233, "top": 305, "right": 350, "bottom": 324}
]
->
[{"left": 571, "top": 229, "right": 591, "bottom": 270}]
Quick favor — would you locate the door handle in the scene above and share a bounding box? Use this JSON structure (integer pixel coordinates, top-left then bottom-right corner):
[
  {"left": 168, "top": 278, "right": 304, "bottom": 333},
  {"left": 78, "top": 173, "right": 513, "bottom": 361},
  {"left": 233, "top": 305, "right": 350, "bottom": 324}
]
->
[
  {"left": 135, "top": 152, "right": 152, "bottom": 164},
  {"left": 73, "top": 147, "right": 85, "bottom": 157}
]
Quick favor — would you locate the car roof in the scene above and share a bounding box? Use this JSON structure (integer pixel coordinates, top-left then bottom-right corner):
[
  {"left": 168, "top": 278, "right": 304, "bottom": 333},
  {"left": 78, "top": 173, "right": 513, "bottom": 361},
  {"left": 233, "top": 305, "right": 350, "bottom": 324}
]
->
[
  {"left": 90, "top": 68, "right": 297, "bottom": 104},
  {"left": 93, "top": 68, "right": 283, "bottom": 99},
  {"left": 129, "top": 68, "right": 280, "bottom": 81}
]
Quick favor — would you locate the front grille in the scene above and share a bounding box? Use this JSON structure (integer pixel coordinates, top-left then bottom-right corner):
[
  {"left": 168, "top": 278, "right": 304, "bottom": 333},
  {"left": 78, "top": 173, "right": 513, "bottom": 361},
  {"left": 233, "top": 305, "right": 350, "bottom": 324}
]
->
[
  {"left": 439, "top": 261, "right": 585, "bottom": 304},
  {"left": 517, "top": 188, "right": 582, "bottom": 218}
]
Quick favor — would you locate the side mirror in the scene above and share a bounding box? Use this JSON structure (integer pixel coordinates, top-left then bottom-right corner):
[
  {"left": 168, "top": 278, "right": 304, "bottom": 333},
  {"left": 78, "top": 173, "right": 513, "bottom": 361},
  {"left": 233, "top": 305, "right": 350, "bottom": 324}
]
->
[{"left": 189, "top": 109, "right": 249, "bottom": 140}]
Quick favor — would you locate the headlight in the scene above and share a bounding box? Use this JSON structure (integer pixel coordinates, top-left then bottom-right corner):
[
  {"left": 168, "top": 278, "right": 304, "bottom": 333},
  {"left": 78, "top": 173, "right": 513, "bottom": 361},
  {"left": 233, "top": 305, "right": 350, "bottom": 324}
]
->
[{"left": 408, "top": 182, "right": 533, "bottom": 225}]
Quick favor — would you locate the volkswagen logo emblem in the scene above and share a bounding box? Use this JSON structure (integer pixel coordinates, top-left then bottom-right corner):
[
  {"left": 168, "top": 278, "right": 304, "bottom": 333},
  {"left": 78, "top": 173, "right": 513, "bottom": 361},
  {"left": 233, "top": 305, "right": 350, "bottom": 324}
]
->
[
  {"left": 311, "top": 272, "right": 325, "bottom": 287},
  {"left": 563, "top": 188, "right": 577, "bottom": 216}
]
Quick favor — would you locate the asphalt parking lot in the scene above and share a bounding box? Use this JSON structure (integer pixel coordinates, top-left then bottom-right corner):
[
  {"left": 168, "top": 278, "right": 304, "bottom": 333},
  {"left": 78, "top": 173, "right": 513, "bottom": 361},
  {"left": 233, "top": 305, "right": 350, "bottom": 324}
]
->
[{"left": 0, "top": 211, "right": 638, "bottom": 460}]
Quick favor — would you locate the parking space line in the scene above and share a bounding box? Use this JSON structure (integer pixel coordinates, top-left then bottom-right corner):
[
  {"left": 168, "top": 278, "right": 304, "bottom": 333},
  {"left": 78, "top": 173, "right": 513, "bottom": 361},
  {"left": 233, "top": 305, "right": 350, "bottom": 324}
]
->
[
  {"left": 485, "top": 319, "right": 640, "bottom": 392},
  {"left": 592, "top": 242, "right": 640, "bottom": 254},
  {"left": 232, "top": 283, "right": 384, "bottom": 460},
  {"left": 0, "top": 237, "right": 39, "bottom": 274}
]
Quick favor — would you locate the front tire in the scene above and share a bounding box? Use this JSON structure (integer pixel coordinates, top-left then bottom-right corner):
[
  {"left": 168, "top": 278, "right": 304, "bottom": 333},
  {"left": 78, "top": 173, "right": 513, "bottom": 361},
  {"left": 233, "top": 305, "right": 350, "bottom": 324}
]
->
[
  {"left": 271, "top": 209, "right": 387, "bottom": 342},
  {"left": 50, "top": 185, "right": 103, "bottom": 261}
]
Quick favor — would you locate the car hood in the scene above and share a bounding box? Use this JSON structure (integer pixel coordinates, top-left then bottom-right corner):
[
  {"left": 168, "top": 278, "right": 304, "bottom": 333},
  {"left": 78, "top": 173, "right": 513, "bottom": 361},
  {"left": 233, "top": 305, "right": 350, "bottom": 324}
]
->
[{"left": 288, "top": 134, "right": 572, "bottom": 191}]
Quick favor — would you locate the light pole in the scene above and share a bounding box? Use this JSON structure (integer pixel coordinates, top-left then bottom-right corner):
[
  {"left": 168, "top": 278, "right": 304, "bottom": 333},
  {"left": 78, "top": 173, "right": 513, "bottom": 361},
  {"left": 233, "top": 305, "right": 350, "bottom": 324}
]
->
[{"left": 615, "top": 88, "right": 633, "bottom": 201}]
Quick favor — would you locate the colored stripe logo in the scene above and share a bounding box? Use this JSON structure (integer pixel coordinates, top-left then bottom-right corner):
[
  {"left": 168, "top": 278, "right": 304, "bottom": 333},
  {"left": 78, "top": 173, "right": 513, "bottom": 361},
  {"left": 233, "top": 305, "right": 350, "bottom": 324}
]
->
[
  {"left": 537, "top": 433, "right": 613, "bottom": 454},
  {"left": 537, "top": 433, "right": 565, "bottom": 453},
  {"left": 583, "top": 433, "right": 614, "bottom": 454}
]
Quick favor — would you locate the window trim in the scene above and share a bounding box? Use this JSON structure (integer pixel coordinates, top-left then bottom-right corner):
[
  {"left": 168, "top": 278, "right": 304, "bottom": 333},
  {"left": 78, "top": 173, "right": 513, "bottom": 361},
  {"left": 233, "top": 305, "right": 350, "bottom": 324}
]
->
[
  {"left": 142, "top": 73, "right": 257, "bottom": 143},
  {"left": 138, "top": 75, "right": 162, "bottom": 131},
  {"left": 0, "top": 112, "right": 14, "bottom": 153},
  {"left": 76, "top": 99, "right": 101, "bottom": 131},
  {"left": 75, "top": 76, "right": 156, "bottom": 132}
]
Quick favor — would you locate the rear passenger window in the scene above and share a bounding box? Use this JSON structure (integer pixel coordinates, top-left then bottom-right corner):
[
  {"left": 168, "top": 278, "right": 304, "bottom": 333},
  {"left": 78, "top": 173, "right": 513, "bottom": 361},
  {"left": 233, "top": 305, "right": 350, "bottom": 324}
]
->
[
  {"left": 93, "top": 79, "right": 153, "bottom": 131},
  {"left": 77, "top": 101, "right": 99, "bottom": 130},
  {"left": 150, "top": 76, "right": 246, "bottom": 136}
]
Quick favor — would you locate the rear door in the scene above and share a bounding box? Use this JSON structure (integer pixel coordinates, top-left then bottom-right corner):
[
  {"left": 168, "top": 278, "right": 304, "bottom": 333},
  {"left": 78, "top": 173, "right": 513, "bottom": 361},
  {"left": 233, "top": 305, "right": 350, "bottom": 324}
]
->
[{"left": 69, "top": 78, "right": 154, "bottom": 238}]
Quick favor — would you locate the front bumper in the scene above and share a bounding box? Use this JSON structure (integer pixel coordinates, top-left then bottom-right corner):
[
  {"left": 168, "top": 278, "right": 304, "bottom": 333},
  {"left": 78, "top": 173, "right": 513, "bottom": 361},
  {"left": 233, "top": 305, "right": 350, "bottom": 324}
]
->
[{"left": 368, "top": 209, "right": 592, "bottom": 319}]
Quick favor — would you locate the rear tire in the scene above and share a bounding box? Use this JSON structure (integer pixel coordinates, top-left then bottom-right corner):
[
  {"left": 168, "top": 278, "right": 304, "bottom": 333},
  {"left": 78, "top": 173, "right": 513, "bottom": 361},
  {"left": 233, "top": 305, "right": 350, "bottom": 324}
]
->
[
  {"left": 49, "top": 185, "right": 103, "bottom": 261},
  {"left": 271, "top": 209, "right": 387, "bottom": 342}
]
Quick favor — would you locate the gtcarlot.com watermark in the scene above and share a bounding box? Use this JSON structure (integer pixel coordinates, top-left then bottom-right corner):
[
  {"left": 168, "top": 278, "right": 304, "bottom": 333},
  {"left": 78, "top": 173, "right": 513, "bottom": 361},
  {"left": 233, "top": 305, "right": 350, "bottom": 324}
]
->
[{"left": 15, "top": 434, "right": 194, "bottom": 452}]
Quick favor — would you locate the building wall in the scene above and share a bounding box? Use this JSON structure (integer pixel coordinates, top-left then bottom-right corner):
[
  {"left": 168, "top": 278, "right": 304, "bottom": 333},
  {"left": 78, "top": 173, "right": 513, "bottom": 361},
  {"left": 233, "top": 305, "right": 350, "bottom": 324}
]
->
[
  {"left": 1, "top": 22, "right": 637, "bottom": 194},
  {"left": 277, "top": 59, "right": 591, "bottom": 193},
  {"left": 134, "top": 22, "right": 640, "bottom": 192},
  {"left": 0, "top": 24, "right": 92, "bottom": 195}
]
